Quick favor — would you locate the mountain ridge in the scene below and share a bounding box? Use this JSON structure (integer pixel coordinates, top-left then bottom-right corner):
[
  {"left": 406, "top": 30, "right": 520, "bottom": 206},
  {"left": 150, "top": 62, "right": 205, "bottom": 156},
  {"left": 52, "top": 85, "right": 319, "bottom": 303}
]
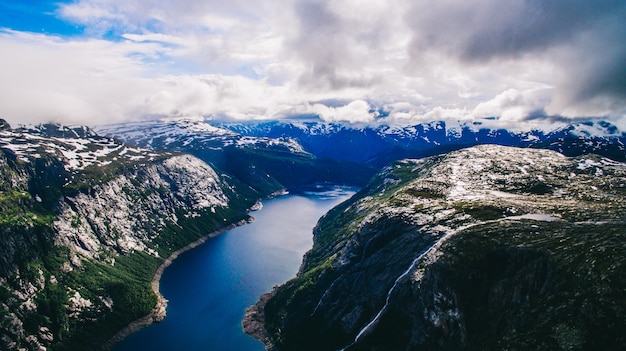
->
[
  {"left": 2, "top": 116, "right": 625, "bottom": 350},
  {"left": 213, "top": 119, "right": 626, "bottom": 165}
]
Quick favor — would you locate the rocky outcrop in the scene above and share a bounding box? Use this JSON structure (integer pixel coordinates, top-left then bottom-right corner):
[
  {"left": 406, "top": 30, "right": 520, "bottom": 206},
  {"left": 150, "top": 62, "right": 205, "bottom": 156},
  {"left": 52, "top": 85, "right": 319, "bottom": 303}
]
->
[{"left": 248, "top": 145, "right": 626, "bottom": 350}]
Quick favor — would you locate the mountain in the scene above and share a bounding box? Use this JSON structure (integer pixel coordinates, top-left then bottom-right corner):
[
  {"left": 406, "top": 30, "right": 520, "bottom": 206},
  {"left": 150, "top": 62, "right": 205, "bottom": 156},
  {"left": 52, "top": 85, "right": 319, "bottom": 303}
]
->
[
  {"left": 213, "top": 119, "right": 626, "bottom": 166},
  {"left": 96, "top": 119, "right": 377, "bottom": 192},
  {"left": 98, "top": 118, "right": 625, "bottom": 189},
  {"left": 244, "top": 145, "right": 626, "bottom": 350},
  {"left": 5, "top": 117, "right": 624, "bottom": 350},
  {"left": 0, "top": 120, "right": 260, "bottom": 351}
]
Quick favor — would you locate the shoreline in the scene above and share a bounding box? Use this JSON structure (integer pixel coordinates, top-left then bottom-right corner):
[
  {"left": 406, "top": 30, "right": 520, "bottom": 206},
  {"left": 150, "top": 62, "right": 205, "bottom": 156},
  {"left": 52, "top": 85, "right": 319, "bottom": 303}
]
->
[
  {"left": 242, "top": 289, "right": 278, "bottom": 351},
  {"left": 102, "top": 218, "right": 250, "bottom": 350}
]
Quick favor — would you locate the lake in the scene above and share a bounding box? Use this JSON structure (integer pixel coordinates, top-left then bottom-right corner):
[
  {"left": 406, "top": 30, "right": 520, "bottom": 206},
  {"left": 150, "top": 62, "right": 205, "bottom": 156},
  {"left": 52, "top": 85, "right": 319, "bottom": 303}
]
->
[{"left": 112, "top": 185, "right": 356, "bottom": 351}]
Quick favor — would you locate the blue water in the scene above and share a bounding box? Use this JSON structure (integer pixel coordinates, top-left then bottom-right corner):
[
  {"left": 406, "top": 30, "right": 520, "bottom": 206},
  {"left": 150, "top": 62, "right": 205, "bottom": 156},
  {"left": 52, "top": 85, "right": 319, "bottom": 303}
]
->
[{"left": 112, "top": 185, "right": 356, "bottom": 351}]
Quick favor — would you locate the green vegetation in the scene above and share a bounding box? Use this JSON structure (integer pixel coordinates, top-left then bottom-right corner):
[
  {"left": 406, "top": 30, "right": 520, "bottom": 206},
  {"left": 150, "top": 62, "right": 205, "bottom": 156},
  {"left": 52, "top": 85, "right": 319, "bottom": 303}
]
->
[
  {"left": 52, "top": 252, "right": 161, "bottom": 351},
  {"left": 0, "top": 190, "right": 54, "bottom": 226},
  {"left": 401, "top": 187, "right": 444, "bottom": 199},
  {"left": 264, "top": 259, "right": 339, "bottom": 349},
  {"left": 431, "top": 220, "right": 626, "bottom": 350},
  {"left": 0, "top": 242, "right": 161, "bottom": 351}
]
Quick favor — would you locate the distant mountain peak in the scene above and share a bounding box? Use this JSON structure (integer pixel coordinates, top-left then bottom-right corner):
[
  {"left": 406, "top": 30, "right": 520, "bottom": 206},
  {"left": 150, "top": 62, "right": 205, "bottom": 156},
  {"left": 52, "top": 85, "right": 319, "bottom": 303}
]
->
[
  {"left": 0, "top": 118, "right": 11, "bottom": 131},
  {"left": 16, "top": 122, "right": 99, "bottom": 139}
]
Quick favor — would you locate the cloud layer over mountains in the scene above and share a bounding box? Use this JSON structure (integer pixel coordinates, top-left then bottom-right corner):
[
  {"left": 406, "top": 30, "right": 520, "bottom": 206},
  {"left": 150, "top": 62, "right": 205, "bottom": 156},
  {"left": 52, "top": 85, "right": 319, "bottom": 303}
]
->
[{"left": 1, "top": 0, "right": 624, "bottom": 128}]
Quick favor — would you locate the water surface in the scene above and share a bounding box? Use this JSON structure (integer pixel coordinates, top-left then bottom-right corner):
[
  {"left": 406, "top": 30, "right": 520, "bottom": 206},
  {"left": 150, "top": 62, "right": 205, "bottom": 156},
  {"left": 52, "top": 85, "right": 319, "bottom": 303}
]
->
[{"left": 112, "top": 185, "right": 355, "bottom": 351}]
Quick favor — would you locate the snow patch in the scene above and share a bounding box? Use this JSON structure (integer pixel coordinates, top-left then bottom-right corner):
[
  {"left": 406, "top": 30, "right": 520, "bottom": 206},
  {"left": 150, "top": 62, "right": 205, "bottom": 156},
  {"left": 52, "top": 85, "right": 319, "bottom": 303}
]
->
[{"left": 505, "top": 213, "right": 561, "bottom": 222}]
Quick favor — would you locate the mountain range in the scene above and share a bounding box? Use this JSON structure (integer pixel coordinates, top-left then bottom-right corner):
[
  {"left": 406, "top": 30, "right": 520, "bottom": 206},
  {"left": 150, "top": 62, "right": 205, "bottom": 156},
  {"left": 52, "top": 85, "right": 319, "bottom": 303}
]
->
[{"left": 99, "top": 118, "right": 626, "bottom": 168}]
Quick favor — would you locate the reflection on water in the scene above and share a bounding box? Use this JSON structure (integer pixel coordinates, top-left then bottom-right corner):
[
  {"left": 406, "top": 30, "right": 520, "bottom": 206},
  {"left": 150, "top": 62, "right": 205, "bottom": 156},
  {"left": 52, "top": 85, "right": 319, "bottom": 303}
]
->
[{"left": 112, "top": 185, "right": 356, "bottom": 351}]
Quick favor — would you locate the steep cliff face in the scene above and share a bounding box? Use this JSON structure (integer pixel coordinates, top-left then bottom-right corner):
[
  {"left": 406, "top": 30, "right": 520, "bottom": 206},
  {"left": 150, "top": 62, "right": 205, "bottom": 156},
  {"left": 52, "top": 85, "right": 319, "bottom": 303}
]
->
[
  {"left": 0, "top": 121, "right": 257, "bottom": 351},
  {"left": 249, "top": 145, "right": 626, "bottom": 351},
  {"left": 53, "top": 154, "right": 230, "bottom": 259}
]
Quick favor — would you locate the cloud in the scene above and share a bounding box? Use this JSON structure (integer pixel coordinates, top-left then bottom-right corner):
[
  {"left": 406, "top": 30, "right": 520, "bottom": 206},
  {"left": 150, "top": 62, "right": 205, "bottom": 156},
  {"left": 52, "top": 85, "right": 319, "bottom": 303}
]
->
[
  {"left": 471, "top": 88, "right": 553, "bottom": 123},
  {"left": 283, "top": 0, "right": 410, "bottom": 92},
  {"left": 0, "top": 0, "right": 624, "bottom": 129},
  {"left": 405, "top": 0, "right": 620, "bottom": 62},
  {"left": 405, "top": 0, "right": 626, "bottom": 120},
  {"left": 311, "top": 100, "right": 378, "bottom": 123},
  {"left": 546, "top": 17, "right": 626, "bottom": 118},
  {"left": 0, "top": 30, "right": 159, "bottom": 125}
]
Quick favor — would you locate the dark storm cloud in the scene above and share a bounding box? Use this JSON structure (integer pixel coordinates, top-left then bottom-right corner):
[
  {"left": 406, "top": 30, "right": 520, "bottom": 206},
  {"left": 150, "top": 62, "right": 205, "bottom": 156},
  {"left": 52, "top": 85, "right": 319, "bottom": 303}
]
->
[
  {"left": 565, "top": 18, "right": 626, "bottom": 102},
  {"left": 291, "top": 0, "right": 347, "bottom": 89},
  {"left": 289, "top": 0, "right": 385, "bottom": 90},
  {"left": 523, "top": 109, "right": 596, "bottom": 124},
  {"left": 406, "top": 0, "right": 622, "bottom": 61},
  {"left": 406, "top": 0, "right": 626, "bottom": 113}
]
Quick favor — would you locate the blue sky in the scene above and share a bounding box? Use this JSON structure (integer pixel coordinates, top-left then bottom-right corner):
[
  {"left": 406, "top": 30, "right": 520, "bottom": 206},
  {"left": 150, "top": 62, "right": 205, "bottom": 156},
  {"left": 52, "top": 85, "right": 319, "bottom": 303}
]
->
[
  {"left": 0, "top": 0, "right": 624, "bottom": 129},
  {"left": 0, "top": 1, "right": 81, "bottom": 36}
]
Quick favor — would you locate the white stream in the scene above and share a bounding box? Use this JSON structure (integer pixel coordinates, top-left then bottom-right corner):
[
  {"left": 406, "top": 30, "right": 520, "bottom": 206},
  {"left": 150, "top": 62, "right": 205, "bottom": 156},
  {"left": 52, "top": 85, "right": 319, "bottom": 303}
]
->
[
  {"left": 339, "top": 234, "right": 448, "bottom": 351},
  {"left": 339, "top": 219, "right": 497, "bottom": 350}
]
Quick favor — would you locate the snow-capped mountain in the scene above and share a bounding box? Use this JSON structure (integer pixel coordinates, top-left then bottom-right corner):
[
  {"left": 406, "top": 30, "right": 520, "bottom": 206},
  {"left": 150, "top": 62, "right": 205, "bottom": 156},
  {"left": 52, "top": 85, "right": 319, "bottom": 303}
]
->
[
  {"left": 97, "top": 118, "right": 303, "bottom": 154},
  {"left": 99, "top": 118, "right": 625, "bottom": 172},
  {"left": 97, "top": 118, "right": 378, "bottom": 192},
  {"left": 213, "top": 119, "right": 626, "bottom": 166},
  {"left": 1, "top": 121, "right": 165, "bottom": 173}
]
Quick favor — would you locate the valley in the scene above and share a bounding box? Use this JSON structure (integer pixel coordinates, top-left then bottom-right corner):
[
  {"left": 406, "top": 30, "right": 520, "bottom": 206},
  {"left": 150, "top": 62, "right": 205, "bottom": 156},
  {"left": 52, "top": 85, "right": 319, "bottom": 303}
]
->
[
  {"left": 0, "top": 117, "right": 625, "bottom": 351},
  {"left": 0, "top": 120, "right": 261, "bottom": 350},
  {"left": 111, "top": 185, "right": 355, "bottom": 351},
  {"left": 3, "top": 2, "right": 625, "bottom": 350}
]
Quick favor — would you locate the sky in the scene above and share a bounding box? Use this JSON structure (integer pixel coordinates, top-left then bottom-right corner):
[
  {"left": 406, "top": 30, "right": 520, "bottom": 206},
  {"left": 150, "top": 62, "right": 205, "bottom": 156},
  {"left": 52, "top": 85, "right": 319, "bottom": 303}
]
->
[{"left": 0, "top": 0, "right": 624, "bottom": 129}]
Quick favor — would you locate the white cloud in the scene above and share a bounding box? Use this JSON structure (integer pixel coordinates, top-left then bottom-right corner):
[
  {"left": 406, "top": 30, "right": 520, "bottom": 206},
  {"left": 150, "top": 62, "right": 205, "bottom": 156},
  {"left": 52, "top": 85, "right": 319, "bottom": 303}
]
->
[
  {"left": 421, "top": 107, "right": 469, "bottom": 122},
  {"left": 472, "top": 89, "right": 529, "bottom": 119},
  {"left": 0, "top": 30, "right": 158, "bottom": 125},
  {"left": 0, "top": 0, "right": 624, "bottom": 129},
  {"left": 311, "top": 100, "right": 377, "bottom": 124}
]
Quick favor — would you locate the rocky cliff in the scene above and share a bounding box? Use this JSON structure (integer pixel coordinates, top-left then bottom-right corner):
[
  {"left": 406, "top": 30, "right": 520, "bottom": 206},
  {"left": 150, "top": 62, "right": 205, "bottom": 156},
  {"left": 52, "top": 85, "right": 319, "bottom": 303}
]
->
[
  {"left": 0, "top": 121, "right": 258, "bottom": 350},
  {"left": 247, "top": 145, "right": 626, "bottom": 350}
]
